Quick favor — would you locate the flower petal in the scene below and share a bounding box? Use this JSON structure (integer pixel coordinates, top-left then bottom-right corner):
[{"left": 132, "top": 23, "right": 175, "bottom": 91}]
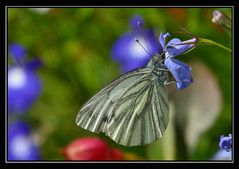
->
[
  {"left": 8, "top": 121, "right": 40, "bottom": 160},
  {"left": 130, "top": 15, "right": 144, "bottom": 32},
  {"left": 8, "top": 67, "right": 42, "bottom": 114},
  {"left": 159, "top": 32, "right": 170, "bottom": 49},
  {"left": 164, "top": 58, "right": 193, "bottom": 90},
  {"left": 166, "top": 38, "right": 196, "bottom": 57},
  {"left": 219, "top": 134, "right": 232, "bottom": 152},
  {"left": 111, "top": 29, "right": 161, "bottom": 72},
  {"left": 9, "top": 43, "right": 26, "bottom": 64},
  {"left": 61, "top": 138, "right": 111, "bottom": 160},
  {"left": 212, "top": 149, "right": 232, "bottom": 160},
  {"left": 24, "top": 58, "right": 43, "bottom": 71},
  {"left": 121, "top": 60, "right": 148, "bottom": 73},
  {"left": 111, "top": 32, "right": 132, "bottom": 63}
]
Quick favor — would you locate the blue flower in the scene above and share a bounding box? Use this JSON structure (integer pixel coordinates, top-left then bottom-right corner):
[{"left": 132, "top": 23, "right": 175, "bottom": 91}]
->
[
  {"left": 8, "top": 43, "right": 42, "bottom": 114},
  {"left": 112, "top": 16, "right": 196, "bottom": 90},
  {"left": 9, "top": 44, "right": 26, "bottom": 64},
  {"left": 164, "top": 58, "right": 193, "bottom": 89},
  {"left": 8, "top": 121, "right": 41, "bottom": 160},
  {"left": 111, "top": 15, "right": 162, "bottom": 73},
  {"left": 211, "top": 134, "right": 232, "bottom": 160},
  {"left": 212, "top": 149, "right": 232, "bottom": 160},
  {"left": 159, "top": 33, "right": 196, "bottom": 89},
  {"left": 219, "top": 134, "right": 232, "bottom": 152}
]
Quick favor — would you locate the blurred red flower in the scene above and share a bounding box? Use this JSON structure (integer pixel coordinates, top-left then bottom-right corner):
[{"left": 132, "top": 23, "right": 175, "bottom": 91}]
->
[
  {"left": 61, "top": 137, "right": 124, "bottom": 160},
  {"left": 110, "top": 148, "right": 125, "bottom": 160}
]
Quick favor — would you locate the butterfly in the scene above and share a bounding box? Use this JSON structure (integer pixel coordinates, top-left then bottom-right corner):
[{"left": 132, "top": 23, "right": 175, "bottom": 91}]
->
[{"left": 76, "top": 54, "right": 169, "bottom": 147}]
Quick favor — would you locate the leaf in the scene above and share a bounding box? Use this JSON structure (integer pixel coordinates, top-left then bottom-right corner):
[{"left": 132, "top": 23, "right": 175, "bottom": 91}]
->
[{"left": 168, "top": 60, "right": 222, "bottom": 155}]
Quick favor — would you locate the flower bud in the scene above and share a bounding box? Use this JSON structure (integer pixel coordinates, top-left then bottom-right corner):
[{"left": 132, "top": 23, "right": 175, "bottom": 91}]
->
[
  {"left": 212, "top": 10, "right": 231, "bottom": 30},
  {"left": 61, "top": 138, "right": 112, "bottom": 160}
]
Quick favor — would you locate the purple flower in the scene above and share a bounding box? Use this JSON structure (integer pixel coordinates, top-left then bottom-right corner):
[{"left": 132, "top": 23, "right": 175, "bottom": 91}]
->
[
  {"left": 111, "top": 15, "right": 162, "bottom": 73},
  {"left": 159, "top": 33, "right": 196, "bottom": 90},
  {"left": 219, "top": 134, "right": 232, "bottom": 152},
  {"left": 8, "top": 121, "right": 41, "bottom": 160},
  {"left": 8, "top": 43, "right": 42, "bottom": 114}
]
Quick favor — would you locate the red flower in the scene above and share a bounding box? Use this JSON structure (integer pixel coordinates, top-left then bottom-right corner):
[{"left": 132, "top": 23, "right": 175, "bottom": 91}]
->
[
  {"left": 110, "top": 148, "right": 124, "bottom": 160},
  {"left": 61, "top": 137, "right": 124, "bottom": 160}
]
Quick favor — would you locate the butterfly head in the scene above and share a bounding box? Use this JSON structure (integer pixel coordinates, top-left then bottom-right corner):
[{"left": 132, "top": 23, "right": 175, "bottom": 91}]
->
[
  {"left": 147, "top": 53, "right": 165, "bottom": 68},
  {"left": 145, "top": 53, "right": 169, "bottom": 83}
]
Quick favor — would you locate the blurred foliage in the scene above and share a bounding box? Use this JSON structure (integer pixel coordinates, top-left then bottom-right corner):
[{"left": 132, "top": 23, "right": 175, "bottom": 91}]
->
[{"left": 8, "top": 8, "right": 232, "bottom": 160}]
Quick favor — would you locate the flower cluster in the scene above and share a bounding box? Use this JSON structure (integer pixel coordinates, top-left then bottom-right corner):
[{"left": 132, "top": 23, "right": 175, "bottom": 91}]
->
[
  {"left": 212, "top": 134, "right": 232, "bottom": 160},
  {"left": 111, "top": 16, "right": 196, "bottom": 90},
  {"left": 159, "top": 32, "right": 195, "bottom": 89},
  {"left": 219, "top": 134, "right": 232, "bottom": 152},
  {"left": 8, "top": 43, "right": 42, "bottom": 160},
  {"left": 61, "top": 137, "right": 125, "bottom": 160},
  {"left": 8, "top": 44, "right": 42, "bottom": 114}
]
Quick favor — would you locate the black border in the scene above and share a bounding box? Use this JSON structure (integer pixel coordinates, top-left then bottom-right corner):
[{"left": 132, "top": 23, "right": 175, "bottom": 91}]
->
[
  {"left": 0, "top": 0, "right": 237, "bottom": 6},
  {"left": 233, "top": 3, "right": 239, "bottom": 168},
  {"left": 3, "top": 3, "right": 238, "bottom": 167}
]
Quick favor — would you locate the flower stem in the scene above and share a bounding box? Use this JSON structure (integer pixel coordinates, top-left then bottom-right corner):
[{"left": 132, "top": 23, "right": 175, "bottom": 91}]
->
[{"left": 198, "top": 38, "right": 231, "bottom": 53}]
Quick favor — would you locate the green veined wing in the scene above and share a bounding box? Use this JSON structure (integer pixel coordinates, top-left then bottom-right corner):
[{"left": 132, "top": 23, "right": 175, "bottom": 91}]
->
[
  {"left": 106, "top": 75, "right": 169, "bottom": 146},
  {"left": 76, "top": 68, "right": 169, "bottom": 147},
  {"left": 76, "top": 68, "right": 151, "bottom": 134}
]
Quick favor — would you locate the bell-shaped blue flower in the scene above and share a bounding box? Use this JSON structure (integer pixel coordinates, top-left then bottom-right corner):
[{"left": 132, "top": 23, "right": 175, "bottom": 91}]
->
[
  {"left": 219, "top": 134, "right": 232, "bottom": 152},
  {"left": 8, "top": 43, "right": 42, "bottom": 114},
  {"left": 164, "top": 58, "right": 193, "bottom": 89},
  {"left": 8, "top": 121, "right": 41, "bottom": 160},
  {"left": 111, "top": 15, "right": 162, "bottom": 73},
  {"left": 159, "top": 32, "right": 196, "bottom": 89}
]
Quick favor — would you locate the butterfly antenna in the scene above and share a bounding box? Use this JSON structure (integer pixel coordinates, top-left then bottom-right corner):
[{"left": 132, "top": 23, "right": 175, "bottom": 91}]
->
[
  {"left": 180, "top": 27, "right": 196, "bottom": 36},
  {"left": 159, "top": 55, "right": 167, "bottom": 64},
  {"left": 135, "top": 38, "right": 152, "bottom": 56},
  {"left": 137, "top": 21, "right": 152, "bottom": 55}
]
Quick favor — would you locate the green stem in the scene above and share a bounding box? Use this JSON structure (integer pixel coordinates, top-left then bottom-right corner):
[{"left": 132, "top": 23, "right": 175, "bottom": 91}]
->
[{"left": 199, "top": 38, "right": 231, "bottom": 53}]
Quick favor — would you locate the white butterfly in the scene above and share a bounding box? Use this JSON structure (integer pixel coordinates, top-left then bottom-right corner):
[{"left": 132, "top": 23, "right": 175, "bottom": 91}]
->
[{"left": 76, "top": 55, "right": 169, "bottom": 146}]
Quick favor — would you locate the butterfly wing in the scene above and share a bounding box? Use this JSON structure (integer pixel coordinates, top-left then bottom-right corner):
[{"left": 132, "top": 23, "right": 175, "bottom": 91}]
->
[
  {"left": 76, "top": 68, "right": 151, "bottom": 134},
  {"left": 106, "top": 75, "right": 169, "bottom": 146}
]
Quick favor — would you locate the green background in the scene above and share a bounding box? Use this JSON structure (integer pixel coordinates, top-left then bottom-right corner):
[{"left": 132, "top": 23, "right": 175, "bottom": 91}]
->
[{"left": 8, "top": 8, "right": 232, "bottom": 160}]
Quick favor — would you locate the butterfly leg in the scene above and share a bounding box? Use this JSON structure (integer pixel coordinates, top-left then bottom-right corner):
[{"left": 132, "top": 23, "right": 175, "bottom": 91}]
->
[
  {"left": 164, "top": 80, "right": 178, "bottom": 86},
  {"left": 157, "top": 68, "right": 170, "bottom": 72}
]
